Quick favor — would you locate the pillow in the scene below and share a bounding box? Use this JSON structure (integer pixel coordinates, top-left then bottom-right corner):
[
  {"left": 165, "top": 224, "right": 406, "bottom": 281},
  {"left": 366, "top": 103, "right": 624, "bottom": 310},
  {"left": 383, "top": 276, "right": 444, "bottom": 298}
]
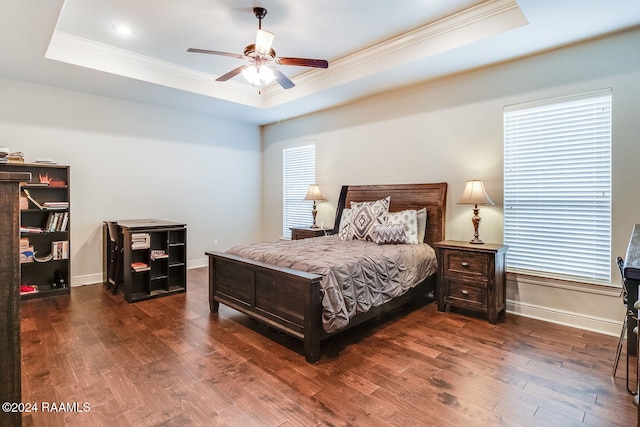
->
[
  {"left": 417, "top": 208, "right": 427, "bottom": 243},
  {"left": 384, "top": 209, "right": 419, "bottom": 244},
  {"left": 349, "top": 197, "right": 391, "bottom": 241},
  {"left": 338, "top": 208, "right": 352, "bottom": 241},
  {"left": 373, "top": 224, "right": 408, "bottom": 245}
]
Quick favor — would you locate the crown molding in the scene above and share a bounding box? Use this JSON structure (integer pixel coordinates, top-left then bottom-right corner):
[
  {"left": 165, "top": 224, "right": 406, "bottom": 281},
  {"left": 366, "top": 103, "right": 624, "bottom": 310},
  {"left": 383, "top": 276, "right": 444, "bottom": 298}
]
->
[
  {"left": 45, "top": 0, "right": 526, "bottom": 111},
  {"left": 45, "top": 31, "right": 264, "bottom": 108},
  {"left": 262, "top": 0, "right": 526, "bottom": 107}
]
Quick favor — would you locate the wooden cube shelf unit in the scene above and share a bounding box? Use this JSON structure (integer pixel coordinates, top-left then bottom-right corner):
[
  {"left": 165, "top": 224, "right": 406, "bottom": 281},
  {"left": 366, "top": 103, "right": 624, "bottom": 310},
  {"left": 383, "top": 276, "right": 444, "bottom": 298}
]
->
[{"left": 105, "top": 219, "right": 187, "bottom": 303}]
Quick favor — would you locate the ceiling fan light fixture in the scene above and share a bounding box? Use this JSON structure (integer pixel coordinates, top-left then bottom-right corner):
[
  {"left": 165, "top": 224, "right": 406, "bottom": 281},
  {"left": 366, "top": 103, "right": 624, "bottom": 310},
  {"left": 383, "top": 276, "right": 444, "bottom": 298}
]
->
[
  {"left": 241, "top": 65, "right": 258, "bottom": 84},
  {"left": 259, "top": 65, "right": 275, "bottom": 84},
  {"left": 241, "top": 64, "right": 275, "bottom": 86},
  {"left": 187, "top": 6, "right": 327, "bottom": 90},
  {"left": 255, "top": 29, "right": 275, "bottom": 55}
]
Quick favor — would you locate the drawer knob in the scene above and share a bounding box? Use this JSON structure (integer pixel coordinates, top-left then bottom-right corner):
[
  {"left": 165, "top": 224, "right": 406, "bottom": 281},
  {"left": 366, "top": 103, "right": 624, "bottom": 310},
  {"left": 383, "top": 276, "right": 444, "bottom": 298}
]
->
[
  {"left": 461, "top": 289, "right": 469, "bottom": 295},
  {"left": 461, "top": 262, "right": 469, "bottom": 268}
]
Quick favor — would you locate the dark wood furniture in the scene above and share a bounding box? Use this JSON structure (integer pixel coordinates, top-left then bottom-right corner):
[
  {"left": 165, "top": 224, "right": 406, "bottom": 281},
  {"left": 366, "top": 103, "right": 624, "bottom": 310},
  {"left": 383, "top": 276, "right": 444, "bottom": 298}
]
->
[
  {"left": 104, "top": 219, "right": 187, "bottom": 302},
  {"left": 290, "top": 227, "right": 327, "bottom": 240},
  {"left": 622, "top": 224, "right": 640, "bottom": 423},
  {"left": 0, "top": 163, "right": 71, "bottom": 300},
  {"left": 0, "top": 170, "right": 30, "bottom": 427},
  {"left": 207, "top": 183, "right": 447, "bottom": 362},
  {"left": 623, "top": 224, "right": 640, "bottom": 357},
  {"left": 435, "top": 240, "right": 508, "bottom": 324}
]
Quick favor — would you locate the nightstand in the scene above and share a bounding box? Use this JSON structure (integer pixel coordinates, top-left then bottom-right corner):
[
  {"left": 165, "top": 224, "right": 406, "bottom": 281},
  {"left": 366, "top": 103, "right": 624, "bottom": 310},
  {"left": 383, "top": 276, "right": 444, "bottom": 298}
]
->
[
  {"left": 290, "top": 227, "right": 327, "bottom": 240},
  {"left": 434, "top": 240, "right": 508, "bottom": 324}
]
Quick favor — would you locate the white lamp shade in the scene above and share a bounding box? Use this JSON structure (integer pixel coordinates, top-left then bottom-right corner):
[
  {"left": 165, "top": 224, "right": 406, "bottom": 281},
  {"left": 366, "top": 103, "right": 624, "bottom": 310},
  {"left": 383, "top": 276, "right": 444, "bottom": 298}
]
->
[
  {"left": 304, "top": 184, "right": 325, "bottom": 201},
  {"left": 457, "top": 180, "right": 494, "bottom": 206}
]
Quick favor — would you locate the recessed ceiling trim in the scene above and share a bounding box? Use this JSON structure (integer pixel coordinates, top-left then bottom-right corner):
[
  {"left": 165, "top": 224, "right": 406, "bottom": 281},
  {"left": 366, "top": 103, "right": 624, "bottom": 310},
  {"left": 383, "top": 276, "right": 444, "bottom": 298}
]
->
[
  {"left": 45, "top": 31, "right": 263, "bottom": 108},
  {"left": 45, "top": 0, "right": 526, "bottom": 111},
  {"left": 261, "top": 0, "right": 527, "bottom": 107}
]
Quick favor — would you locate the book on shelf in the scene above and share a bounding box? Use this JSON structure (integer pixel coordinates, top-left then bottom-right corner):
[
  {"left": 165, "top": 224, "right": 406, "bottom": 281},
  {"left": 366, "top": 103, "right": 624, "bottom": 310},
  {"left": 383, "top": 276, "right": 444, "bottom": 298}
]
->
[
  {"left": 43, "top": 201, "right": 69, "bottom": 208},
  {"left": 131, "top": 233, "right": 150, "bottom": 250},
  {"left": 19, "top": 284, "right": 39, "bottom": 295},
  {"left": 131, "top": 261, "right": 150, "bottom": 272},
  {"left": 45, "top": 212, "right": 69, "bottom": 232},
  {"left": 20, "top": 247, "right": 35, "bottom": 263},
  {"left": 150, "top": 250, "right": 169, "bottom": 260},
  {"left": 22, "top": 189, "right": 67, "bottom": 210},
  {"left": 35, "top": 158, "right": 57, "bottom": 165},
  {"left": 51, "top": 240, "right": 69, "bottom": 260},
  {"left": 20, "top": 226, "right": 43, "bottom": 233}
]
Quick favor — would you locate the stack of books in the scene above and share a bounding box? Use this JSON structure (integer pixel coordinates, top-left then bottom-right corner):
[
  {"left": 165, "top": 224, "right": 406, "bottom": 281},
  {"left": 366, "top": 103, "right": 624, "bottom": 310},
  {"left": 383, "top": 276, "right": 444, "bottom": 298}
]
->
[
  {"left": 22, "top": 189, "right": 67, "bottom": 210},
  {"left": 150, "top": 250, "right": 169, "bottom": 260},
  {"left": 131, "top": 233, "right": 150, "bottom": 250},
  {"left": 19, "top": 238, "right": 34, "bottom": 263},
  {"left": 7, "top": 152, "right": 24, "bottom": 163},
  {"left": 45, "top": 212, "right": 69, "bottom": 232},
  {"left": 51, "top": 241, "right": 69, "bottom": 260},
  {"left": 131, "top": 262, "right": 150, "bottom": 272},
  {"left": 43, "top": 201, "right": 69, "bottom": 209}
]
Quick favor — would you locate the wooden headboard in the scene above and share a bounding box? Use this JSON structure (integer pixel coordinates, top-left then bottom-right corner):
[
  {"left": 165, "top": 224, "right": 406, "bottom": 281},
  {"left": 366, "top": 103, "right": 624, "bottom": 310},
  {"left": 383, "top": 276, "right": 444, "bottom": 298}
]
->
[{"left": 331, "top": 183, "right": 448, "bottom": 247}]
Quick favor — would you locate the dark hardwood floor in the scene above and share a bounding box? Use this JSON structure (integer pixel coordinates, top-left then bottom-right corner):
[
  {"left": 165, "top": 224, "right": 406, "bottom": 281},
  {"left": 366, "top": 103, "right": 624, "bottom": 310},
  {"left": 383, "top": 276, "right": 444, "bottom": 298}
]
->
[{"left": 20, "top": 267, "right": 637, "bottom": 426}]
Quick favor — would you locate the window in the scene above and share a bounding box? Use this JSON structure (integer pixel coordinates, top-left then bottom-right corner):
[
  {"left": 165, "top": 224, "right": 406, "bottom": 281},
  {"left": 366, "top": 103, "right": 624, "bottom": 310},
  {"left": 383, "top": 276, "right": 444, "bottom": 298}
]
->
[
  {"left": 503, "top": 89, "right": 611, "bottom": 282},
  {"left": 283, "top": 143, "right": 316, "bottom": 239}
]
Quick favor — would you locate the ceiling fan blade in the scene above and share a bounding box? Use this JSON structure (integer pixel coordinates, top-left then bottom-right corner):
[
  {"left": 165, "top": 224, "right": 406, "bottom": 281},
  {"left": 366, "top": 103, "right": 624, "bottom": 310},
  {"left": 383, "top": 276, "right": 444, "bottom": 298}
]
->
[
  {"left": 273, "top": 68, "right": 295, "bottom": 89},
  {"left": 187, "top": 48, "right": 244, "bottom": 59},
  {"left": 277, "top": 57, "right": 328, "bottom": 68},
  {"left": 216, "top": 65, "right": 247, "bottom": 82},
  {"left": 255, "top": 29, "right": 275, "bottom": 55}
]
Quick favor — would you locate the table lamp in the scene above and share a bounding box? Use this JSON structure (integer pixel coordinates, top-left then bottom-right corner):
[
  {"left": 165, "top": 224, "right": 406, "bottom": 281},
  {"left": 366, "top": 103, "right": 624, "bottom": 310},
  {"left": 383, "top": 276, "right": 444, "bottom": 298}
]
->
[
  {"left": 304, "top": 184, "right": 325, "bottom": 229},
  {"left": 457, "top": 180, "right": 494, "bottom": 244}
]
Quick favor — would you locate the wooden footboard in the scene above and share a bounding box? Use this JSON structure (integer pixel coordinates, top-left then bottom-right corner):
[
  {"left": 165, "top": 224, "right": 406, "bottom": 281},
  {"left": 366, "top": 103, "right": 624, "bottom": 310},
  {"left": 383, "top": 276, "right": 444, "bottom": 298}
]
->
[
  {"left": 207, "top": 249, "right": 436, "bottom": 363},
  {"left": 207, "top": 250, "right": 324, "bottom": 362}
]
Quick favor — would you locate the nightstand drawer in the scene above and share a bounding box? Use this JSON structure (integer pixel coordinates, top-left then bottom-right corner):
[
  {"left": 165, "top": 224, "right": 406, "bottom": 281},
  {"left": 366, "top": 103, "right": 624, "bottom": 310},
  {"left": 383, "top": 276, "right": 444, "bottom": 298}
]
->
[
  {"left": 445, "top": 279, "right": 486, "bottom": 308},
  {"left": 443, "top": 249, "right": 488, "bottom": 280}
]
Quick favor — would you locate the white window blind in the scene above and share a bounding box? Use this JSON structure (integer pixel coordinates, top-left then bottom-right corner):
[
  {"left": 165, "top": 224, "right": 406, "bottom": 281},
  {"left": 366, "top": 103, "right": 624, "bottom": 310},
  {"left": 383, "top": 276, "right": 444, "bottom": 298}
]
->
[
  {"left": 283, "top": 143, "right": 316, "bottom": 239},
  {"left": 503, "top": 89, "right": 611, "bottom": 282}
]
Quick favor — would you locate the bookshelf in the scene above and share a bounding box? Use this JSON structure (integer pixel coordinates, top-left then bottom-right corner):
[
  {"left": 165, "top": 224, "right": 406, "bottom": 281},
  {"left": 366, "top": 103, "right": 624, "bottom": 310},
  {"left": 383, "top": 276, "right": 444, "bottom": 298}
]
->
[
  {"left": 0, "top": 163, "right": 71, "bottom": 301},
  {"left": 104, "top": 219, "right": 187, "bottom": 303}
]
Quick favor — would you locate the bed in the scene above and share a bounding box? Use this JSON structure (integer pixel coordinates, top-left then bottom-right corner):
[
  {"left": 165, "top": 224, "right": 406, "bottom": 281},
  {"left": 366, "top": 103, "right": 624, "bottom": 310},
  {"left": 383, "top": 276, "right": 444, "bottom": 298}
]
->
[{"left": 206, "top": 183, "right": 447, "bottom": 362}]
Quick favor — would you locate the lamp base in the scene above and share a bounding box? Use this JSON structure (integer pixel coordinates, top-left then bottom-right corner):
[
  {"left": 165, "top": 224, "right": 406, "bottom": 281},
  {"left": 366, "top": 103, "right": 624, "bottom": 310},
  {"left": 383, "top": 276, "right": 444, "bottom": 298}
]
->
[{"left": 469, "top": 238, "right": 484, "bottom": 244}]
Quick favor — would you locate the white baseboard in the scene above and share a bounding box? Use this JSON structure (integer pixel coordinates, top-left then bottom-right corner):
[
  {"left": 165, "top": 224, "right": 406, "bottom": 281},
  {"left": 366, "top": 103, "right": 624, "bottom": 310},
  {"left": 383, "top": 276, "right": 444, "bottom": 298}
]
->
[
  {"left": 70, "top": 265, "right": 621, "bottom": 337},
  {"left": 507, "top": 300, "right": 621, "bottom": 337},
  {"left": 187, "top": 258, "right": 207, "bottom": 269},
  {"left": 71, "top": 273, "right": 103, "bottom": 287}
]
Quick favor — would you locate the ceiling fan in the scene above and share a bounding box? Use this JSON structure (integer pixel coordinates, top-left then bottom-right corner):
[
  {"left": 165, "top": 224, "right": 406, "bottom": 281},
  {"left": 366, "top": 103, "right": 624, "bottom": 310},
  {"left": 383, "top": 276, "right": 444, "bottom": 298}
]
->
[{"left": 187, "top": 7, "right": 329, "bottom": 90}]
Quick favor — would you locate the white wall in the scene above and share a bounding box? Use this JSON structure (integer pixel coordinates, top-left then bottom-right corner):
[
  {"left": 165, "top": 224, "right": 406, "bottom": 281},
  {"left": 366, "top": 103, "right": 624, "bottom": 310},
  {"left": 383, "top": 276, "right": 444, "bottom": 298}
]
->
[
  {"left": 262, "top": 27, "right": 640, "bottom": 335},
  {"left": 0, "top": 77, "right": 262, "bottom": 285}
]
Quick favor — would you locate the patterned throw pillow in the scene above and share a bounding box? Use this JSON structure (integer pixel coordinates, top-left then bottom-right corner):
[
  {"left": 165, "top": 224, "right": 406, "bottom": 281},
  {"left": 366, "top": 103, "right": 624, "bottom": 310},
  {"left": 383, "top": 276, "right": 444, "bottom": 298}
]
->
[
  {"left": 349, "top": 197, "right": 391, "bottom": 241},
  {"left": 338, "top": 208, "right": 352, "bottom": 241},
  {"left": 384, "top": 209, "right": 419, "bottom": 244},
  {"left": 373, "top": 224, "right": 408, "bottom": 245}
]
